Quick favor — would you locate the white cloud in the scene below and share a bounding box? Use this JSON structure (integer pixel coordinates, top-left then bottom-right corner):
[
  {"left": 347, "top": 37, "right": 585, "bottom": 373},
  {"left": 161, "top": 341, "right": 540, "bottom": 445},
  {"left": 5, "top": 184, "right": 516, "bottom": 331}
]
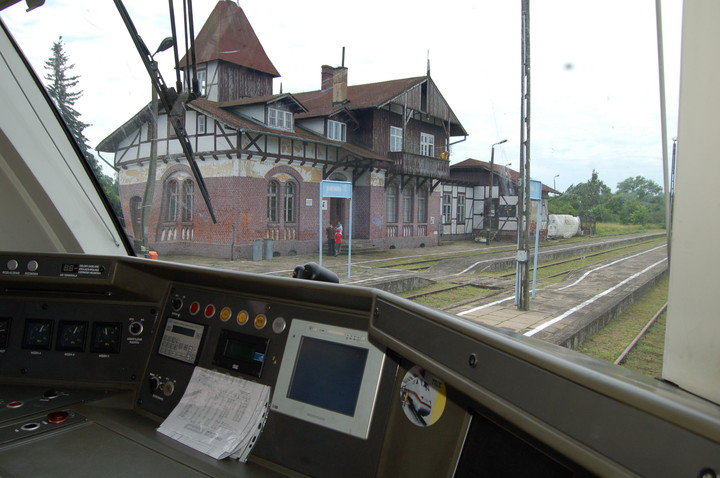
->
[{"left": 1, "top": 0, "right": 681, "bottom": 191}]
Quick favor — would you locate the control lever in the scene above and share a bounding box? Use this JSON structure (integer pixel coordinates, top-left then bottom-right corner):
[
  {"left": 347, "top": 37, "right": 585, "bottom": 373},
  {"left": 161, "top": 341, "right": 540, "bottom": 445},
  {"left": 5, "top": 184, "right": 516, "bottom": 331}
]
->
[{"left": 292, "top": 262, "right": 339, "bottom": 283}]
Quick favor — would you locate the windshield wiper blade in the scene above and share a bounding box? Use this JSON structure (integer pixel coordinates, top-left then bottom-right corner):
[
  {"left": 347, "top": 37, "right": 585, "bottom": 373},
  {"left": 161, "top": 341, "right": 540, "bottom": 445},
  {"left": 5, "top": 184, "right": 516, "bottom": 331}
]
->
[{"left": 112, "top": 0, "right": 217, "bottom": 223}]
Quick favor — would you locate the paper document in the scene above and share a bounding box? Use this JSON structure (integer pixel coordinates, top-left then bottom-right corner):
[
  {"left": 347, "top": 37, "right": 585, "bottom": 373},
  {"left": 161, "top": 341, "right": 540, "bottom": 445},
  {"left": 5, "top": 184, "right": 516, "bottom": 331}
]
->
[{"left": 157, "top": 367, "right": 271, "bottom": 461}]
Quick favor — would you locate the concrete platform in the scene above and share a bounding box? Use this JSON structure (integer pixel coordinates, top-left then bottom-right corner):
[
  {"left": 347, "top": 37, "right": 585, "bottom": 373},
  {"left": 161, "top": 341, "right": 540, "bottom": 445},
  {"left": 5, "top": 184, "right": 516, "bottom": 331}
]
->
[{"left": 449, "top": 244, "right": 668, "bottom": 347}]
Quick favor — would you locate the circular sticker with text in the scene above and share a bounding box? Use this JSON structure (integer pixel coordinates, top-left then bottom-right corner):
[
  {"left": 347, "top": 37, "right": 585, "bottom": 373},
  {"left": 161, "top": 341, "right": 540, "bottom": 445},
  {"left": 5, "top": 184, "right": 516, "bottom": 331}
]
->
[{"left": 400, "top": 366, "right": 446, "bottom": 427}]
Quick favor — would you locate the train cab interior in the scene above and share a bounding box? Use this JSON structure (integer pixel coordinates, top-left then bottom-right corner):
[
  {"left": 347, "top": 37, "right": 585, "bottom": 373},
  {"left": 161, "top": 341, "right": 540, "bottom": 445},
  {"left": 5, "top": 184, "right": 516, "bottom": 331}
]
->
[{"left": 0, "top": 1, "right": 719, "bottom": 477}]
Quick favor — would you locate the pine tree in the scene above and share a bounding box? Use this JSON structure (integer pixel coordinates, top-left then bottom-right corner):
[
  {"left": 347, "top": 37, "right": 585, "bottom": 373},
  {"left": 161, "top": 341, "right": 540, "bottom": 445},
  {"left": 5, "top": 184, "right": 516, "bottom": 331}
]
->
[
  {"left": 44, "top": 37, "right": 122, "bottom": 218},
  {"left": 44, "top": 36, "right": 103, "bottom": 176}
]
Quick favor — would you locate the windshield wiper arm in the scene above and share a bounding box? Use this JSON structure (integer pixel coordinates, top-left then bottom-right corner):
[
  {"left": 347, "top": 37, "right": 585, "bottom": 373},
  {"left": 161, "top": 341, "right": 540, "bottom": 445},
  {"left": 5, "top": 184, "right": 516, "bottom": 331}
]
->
[{"left": 112, "top": 0, "right": 217, "bottom": 223}]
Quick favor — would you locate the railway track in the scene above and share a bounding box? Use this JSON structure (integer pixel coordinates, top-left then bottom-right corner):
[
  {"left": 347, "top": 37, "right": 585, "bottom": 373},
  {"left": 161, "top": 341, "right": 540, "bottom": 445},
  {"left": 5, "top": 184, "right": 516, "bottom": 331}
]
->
[{"left": 402, "top": 239, "right": 665, "bottom": 312}]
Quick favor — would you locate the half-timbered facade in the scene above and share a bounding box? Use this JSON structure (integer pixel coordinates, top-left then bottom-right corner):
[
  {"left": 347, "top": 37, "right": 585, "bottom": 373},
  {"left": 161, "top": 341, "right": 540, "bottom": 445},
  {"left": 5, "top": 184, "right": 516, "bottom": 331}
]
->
[
  {"left": 97, "top": 0, "right": 468, "bottom": 258},
  {"left": 441, "top": 159, "right": 558, "bottom": 241}
]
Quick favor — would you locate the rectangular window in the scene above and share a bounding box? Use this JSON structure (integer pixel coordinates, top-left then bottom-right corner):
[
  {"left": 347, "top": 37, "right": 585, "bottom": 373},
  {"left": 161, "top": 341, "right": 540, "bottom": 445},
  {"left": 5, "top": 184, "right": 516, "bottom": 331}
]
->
[
  {"left": 457, "top": 193, "right": 466, "bottom": 223},
  {"left": 442, "top": 193, "right": 452, "bottom": 224},
  {"left": 327, "top": 120, "right": 346, "bottom": 141},
  {"left": 402, "top": 188, "right": 413, "bottom": 223},
  {"left": 390, "top": 126, "right": 403, "bottom": 152},
  {"left": 421, "top": 133, "right": 435, "bottom": 157},
  {"left": 418, "top": 190, "right": 427, "bottom": 223},
  {"left": 197, "top": 114, "right": 206, "bottom": 135},
  {"left": 268, "top": 108, "right": 293, "bottom": 130},
  {"left": 386, "top": 186, "right": 398, "bottom": 223},
  {"left": 197, "top": 69, "right": 207, "bottom": 96}
]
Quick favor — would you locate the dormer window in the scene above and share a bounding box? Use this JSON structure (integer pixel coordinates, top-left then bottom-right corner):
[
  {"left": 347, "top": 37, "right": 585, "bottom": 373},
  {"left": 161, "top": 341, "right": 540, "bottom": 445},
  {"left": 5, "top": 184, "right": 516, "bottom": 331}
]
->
[
  {"left": 327, "top": 120, "right": 346, "bottom": 142},
  {"left": 268, "top": 108, "right": 293, "bottom": 130}
]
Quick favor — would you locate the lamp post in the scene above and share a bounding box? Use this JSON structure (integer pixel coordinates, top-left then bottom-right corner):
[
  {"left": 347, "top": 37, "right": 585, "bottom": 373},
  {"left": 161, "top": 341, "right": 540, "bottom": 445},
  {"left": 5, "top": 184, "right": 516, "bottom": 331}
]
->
[
  {"left": 487, "top": 139, "right": 508, "bottom": 242},
  {"left": 554, "top": 174, "right": 559, "bottom": 191}
]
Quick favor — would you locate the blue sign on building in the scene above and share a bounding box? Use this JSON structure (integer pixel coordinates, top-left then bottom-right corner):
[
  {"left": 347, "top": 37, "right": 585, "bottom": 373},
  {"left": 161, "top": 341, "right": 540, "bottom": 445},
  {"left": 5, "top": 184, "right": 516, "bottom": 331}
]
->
[{"left": 320, "top": 180, "right": 353, "bottom": 199}]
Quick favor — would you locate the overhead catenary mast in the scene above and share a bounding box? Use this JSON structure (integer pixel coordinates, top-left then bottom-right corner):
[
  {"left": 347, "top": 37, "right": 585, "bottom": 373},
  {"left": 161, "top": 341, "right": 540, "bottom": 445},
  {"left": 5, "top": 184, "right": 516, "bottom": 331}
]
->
[{"left": 516, "top": 0, "right": 531, "bottom": 310}]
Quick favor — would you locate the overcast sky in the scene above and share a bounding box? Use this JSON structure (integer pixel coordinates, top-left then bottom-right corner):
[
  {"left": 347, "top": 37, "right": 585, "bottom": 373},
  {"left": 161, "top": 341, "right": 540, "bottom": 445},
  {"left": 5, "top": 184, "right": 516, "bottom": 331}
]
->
[{"left": 1, "top": 0, "right": 682, "bottom": 192}]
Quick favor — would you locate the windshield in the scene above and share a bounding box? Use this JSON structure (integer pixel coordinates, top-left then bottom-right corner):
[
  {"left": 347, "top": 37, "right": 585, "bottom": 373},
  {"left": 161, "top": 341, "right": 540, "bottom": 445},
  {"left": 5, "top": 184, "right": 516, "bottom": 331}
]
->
[{"left": 0, "top": 0, "right": 681, "bottom": 377}]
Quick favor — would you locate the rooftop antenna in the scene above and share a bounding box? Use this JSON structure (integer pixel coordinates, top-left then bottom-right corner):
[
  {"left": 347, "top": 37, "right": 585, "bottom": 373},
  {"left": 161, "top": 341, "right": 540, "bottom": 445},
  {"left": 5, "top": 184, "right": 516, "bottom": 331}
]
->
[{"left": 341, "top": 46, "right": 345, "bottom": 67}]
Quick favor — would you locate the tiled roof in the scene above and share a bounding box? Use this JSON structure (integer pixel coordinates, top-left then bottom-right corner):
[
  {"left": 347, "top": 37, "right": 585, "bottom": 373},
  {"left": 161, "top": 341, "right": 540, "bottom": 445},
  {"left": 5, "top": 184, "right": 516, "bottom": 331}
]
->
[
  {"left": 294, "top": 77, "right": 426, "bottom": 119},
  {"left": 451, "top": 158, "right": 559, "bottom": 193},
  {"left": 216, "top": 93, "right": 307, "bottom": 112},
  {"left": 179, "top": 1, "right": 280, "bottom": 77}
]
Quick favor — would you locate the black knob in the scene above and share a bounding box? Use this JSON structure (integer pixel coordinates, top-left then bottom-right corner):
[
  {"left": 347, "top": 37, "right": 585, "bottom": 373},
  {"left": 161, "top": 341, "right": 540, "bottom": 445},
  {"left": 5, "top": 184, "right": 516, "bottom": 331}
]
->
[
  {"left": 149, "top": 376, "right": 161, "bottom": 393},
  {"left": 171, "top": 298, "right": 183, "bottom": 311},
  {"left": 43, "top": 388, "right": 59, "bottom": 399}
]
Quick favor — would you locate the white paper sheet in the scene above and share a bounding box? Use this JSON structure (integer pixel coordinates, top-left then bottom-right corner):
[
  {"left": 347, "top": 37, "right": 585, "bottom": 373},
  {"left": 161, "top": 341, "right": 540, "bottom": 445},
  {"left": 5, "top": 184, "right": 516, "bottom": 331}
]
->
[{"left": 157, "top": 367, "right": 271, "bottom": 461}]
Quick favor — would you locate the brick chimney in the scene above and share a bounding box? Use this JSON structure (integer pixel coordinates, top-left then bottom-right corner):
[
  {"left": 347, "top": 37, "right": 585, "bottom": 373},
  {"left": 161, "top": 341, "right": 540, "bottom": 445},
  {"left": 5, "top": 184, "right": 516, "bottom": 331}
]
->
[
  {"left": 321, "top": 65, "right": 334, "bottom": 90},
  {"left": 332, "top": 66, "right": 348, "bottom": 104}
]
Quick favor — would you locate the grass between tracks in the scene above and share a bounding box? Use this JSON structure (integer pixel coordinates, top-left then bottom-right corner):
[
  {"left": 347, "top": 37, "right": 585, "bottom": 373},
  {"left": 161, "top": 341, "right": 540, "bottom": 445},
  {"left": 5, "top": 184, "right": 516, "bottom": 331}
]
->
[
  {"left": 577, "top": 276, "right": 668, "bottom": 377},
  {"left": 367, "top": 229, "right": 663, "bottom": 270},
  {"left": 595, "top": 223, "right": 665, "bottom": 235},
  {"left": 399, "top": 283, "right": 495, "bottom": 309},
  {"left": 481, "top": 238, "right": 666, "bottom": 284}
]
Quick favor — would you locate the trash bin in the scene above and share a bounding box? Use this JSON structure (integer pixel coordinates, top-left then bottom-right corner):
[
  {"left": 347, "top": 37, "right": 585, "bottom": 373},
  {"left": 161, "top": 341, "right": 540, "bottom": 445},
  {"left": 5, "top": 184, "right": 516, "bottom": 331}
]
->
[
  {"left": 252, "top": 239, "right": 263, "bottom": 261},
  {"left": 263, "top": 238, "right": 274, "bottom": 260}
]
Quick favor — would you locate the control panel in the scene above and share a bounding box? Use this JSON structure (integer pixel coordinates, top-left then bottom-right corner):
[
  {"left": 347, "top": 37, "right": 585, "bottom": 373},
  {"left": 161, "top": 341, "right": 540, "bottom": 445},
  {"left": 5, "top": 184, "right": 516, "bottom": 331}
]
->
[
  {"left": 0, "top": 254, "right": 112, "bottom": 280},
  {"left": 138, "top": 284, "right": 294, "bottom": 418},
  {"left": 0, "top": 298, "right": 157, "bottom": 383}
]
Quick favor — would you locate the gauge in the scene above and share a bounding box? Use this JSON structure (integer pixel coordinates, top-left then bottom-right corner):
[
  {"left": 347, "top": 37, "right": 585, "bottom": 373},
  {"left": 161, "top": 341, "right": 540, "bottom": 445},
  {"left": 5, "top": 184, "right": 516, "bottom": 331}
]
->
[
  {"left": 22, "top": 319, "right": 53, "bottom": 350},
  {"left": 90, "top": 322, "right": 122, "bottom": 354},
  {"left": 56, "top": 321, "right": 87, "bottom": 352},
  {"left": 0, "top": 317, "right": 11, "bottom": 349}
]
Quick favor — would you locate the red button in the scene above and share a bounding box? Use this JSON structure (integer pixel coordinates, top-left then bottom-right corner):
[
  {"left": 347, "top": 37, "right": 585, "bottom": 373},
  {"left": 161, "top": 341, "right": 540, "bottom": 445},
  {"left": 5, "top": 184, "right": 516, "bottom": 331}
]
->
[
  {"left": 47, "top": 411, "right": 69, "bottom": 424},
  {"left": 7, "top": 401, "right": 22, "bottom": 408},
  {"left": 204, "top": 304, "right": 216, "bottom": 318},
  {"left": 188, "top": 301, "right": 200, "bottom": 315}
]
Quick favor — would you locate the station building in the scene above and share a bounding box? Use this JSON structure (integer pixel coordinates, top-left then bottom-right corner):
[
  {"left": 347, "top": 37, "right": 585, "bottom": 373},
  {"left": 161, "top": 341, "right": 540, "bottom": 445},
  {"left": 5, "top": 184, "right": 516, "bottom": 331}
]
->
[
  {"left": 98, "top": 0, "right": 470, "bottom": 258},
  {"left": 98, "top": 0, "right": 552, "bottom": 259}
]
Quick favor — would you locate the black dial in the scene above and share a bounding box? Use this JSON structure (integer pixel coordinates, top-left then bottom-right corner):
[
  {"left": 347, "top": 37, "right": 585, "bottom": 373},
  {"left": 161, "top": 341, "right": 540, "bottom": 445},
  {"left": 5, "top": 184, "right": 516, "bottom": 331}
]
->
[
  {"left": 0, "top": 317, "right": 10, "bottom": 348},
  {"left": 22, "top": 319, "right": 53, "bottom": 350},
  {"left": 56, "top": 321, "right": 87, "bottom": 352},
  {"left": 90, "top": 322, "right": 122, "bottom": 354}
]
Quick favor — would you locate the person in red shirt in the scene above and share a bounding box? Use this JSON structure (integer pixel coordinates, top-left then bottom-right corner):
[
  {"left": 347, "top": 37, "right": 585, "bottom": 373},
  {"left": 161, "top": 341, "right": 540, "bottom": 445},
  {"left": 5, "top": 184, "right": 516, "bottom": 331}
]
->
[{"left": 334, "top": 229, "right": 343, "bottom": 256}]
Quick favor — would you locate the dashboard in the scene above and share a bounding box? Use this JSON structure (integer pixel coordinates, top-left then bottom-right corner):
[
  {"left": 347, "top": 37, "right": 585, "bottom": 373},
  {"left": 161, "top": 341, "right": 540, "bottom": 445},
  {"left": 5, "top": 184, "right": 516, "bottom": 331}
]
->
[{"left": 0, "top": 252, "right": 719, "bottom": 477}]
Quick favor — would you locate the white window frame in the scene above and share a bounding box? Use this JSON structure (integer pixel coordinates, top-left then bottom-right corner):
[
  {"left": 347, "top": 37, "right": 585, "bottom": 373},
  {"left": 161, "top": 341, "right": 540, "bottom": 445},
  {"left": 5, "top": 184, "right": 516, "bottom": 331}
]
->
[
  {"left": 442, "top": 193, "right": 452, "bottom": 224},
  {"left": 327, "top": 120, "right": 346, "bottom": 141},
  {"left": 456, "top": 193, "right": 466, "bottom": 224},
  {"left": 197, "top": 114, "right": 206, "bottom": 135},
  {"left": 421, "top": 133, "right": 435, "bottom": 157},
  {"left": 390, "top": 126, "right": 403, "bottom": 152},
  {"left": 197, "top": 69, "right": 207, "bottom": 96},
  {"left": 268, "top": 108, "right": 293, "bottom": 130}
]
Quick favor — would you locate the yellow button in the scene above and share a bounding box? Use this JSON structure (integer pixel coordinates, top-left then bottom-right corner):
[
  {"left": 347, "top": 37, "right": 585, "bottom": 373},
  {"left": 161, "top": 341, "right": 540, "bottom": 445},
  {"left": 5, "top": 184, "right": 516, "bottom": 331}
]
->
[
  {"left": 254, "top": 314, "right": 267, "bottom": 329},
  {"left": 237, "top": 310, "right": 249, "bottom": 326},
  {"left": 220, "top": 307, "right": 232, "bottom": 322}
]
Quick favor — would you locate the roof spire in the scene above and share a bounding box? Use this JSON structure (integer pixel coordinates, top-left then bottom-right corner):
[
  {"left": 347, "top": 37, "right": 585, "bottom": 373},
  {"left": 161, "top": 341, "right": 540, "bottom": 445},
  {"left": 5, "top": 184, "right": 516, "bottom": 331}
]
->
[{"left": 426, "top": 49, "right": 430, "bottom": 77}]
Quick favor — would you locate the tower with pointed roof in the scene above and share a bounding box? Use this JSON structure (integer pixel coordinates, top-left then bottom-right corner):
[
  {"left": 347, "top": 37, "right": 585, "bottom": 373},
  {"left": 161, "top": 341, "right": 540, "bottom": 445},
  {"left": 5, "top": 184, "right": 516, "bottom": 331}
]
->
[{"left": 179, "top": 0, "right": 279, "bottom": 102}]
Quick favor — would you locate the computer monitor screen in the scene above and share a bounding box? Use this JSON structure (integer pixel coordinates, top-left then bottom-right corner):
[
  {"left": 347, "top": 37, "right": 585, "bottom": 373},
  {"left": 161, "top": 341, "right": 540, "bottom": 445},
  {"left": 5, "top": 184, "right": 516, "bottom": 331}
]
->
[
  {"left": 288, "top": 337, "right": 369, "bottom": 416},
  {"left": 271, "top": 319, "right": 385, "bottom": 439}
]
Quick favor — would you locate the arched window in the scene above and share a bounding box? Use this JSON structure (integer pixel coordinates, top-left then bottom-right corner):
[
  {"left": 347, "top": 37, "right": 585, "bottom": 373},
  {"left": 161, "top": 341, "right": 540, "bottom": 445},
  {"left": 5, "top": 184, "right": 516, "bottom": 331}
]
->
[
  {"left": 267, "top": 181, "right": 278, "bottom": 222},
  {"left": 402, "top": 187, "right": 413, "bottom": 222},
  {"left": 165, "top": 180, "right": 179, "bottom": 221},
  {"left": 284, "top": 182, "right": 296, "bottom": 222},
  {"left": 386, "top": 184, "right": 398, "bottom": 223},
  {"left": 417, "top": 188, "right": 428, "bottom": 223},
  {"left": 129, "top": 196, "right": 142, "bottom": 238},
  {"left": 182, "top": 180, "right": 194, "bottom": 221}
]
